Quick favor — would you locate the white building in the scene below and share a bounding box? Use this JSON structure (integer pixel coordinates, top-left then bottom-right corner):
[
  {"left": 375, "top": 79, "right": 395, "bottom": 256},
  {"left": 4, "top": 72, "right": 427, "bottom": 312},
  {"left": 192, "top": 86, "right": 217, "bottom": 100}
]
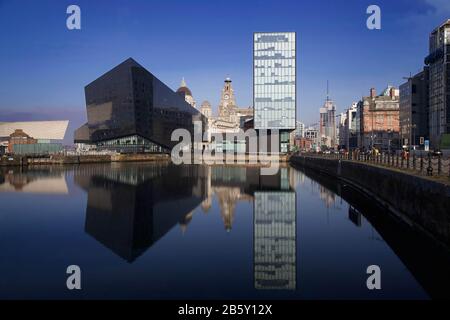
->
[{"left": 294, "top": 121, "right": 305, "bottom": 138}]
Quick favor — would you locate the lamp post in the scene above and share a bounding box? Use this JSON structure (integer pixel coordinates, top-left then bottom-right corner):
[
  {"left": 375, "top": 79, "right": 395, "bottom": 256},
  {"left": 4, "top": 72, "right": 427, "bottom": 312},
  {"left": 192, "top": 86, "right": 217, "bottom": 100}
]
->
[
  {"left": 387, "top": 129, "right": 392, "bottom": 154},
  {"left": 409, "top": 123, "right": 416, "bottom": 152}
]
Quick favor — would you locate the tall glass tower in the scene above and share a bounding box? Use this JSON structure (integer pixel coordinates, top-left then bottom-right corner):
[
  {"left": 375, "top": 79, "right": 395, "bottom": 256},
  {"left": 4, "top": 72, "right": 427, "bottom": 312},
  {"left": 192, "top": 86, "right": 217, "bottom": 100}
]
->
[{"left": 253, "top": 32, "right": 296, "bottom": 152}]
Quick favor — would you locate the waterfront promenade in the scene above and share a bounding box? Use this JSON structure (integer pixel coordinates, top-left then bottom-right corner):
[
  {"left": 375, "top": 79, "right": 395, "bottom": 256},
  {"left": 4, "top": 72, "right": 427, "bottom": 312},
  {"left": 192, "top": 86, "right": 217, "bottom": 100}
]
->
[
  {"left": 0, "top": 153, "right": 170, "bottom": 166},
  {"left": 0, "top": 152, "right": 291, "bottom": 167},
  {"left": 295, "top": 152, "right": 450, "bottom": 182}
]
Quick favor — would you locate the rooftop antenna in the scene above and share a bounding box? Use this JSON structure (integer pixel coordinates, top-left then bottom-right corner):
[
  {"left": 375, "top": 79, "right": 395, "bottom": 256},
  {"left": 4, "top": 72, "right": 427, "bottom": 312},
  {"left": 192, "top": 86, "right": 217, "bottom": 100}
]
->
[
  {"left": 402, "top": 72, "right": 413, "bottom": 81},
  {"left": 326, "top": 80, "right": 330, "bottom": 102}
]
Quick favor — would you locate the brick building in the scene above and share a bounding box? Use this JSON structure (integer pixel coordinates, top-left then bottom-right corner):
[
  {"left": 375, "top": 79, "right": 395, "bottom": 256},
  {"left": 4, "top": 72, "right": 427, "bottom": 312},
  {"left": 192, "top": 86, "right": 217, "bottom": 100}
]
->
[
  {"left": 356, "top": 87, "right": 400, "bottom": 151},
  {"left": 8, "top": 129, "right": 37, "bottom": 153}
]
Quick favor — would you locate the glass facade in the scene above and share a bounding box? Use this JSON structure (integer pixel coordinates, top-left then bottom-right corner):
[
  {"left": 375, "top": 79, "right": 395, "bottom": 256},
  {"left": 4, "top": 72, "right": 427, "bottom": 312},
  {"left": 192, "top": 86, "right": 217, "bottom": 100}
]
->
[
  {"left": 97, "top": 135, "right": 168, "bottom": 153},
  {"left": 254, "top": 32, "right": 296, "bottom": 130},
  {"left": 254, "top": 191, "right": 296, "bottom": 290},
  {"left": 426, "top": 21, "right": 450, "bottom": 147},
  {"left": 253, "top": 167, "right": 296, "bottom": 290},
  {"left": 77, "top": 58, "right": 205, "bottom": 151}
]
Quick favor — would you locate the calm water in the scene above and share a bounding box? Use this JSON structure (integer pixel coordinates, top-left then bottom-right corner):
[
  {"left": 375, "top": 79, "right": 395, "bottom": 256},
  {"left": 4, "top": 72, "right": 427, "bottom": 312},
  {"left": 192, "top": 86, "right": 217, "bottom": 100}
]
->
[{"left": 1, "top": 163, "right": 449, "bottom": 300}]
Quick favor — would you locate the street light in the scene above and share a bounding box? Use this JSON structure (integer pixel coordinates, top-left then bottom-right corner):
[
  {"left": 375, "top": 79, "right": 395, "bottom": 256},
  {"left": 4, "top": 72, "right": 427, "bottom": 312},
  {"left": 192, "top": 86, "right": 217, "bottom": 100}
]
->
[
  {"left": 387, "top": 129, "right": 392, "bottom": 154},
  {"left": 410, "top": 124, "right": 416, "bottom": 151}
]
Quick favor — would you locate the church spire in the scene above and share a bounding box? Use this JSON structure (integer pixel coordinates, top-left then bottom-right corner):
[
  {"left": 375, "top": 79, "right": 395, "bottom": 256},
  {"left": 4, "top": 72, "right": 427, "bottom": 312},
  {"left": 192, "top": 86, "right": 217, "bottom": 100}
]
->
[{"left": 180, "top": 77, "right": 187, "bottom": 88}]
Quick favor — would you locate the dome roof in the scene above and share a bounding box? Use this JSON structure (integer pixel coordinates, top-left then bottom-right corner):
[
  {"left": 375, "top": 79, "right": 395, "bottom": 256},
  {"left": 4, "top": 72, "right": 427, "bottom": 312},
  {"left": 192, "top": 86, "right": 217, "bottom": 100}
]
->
[
  {"left": 176, "top": 77, "right": 193, "bottom": 96},
  {"left": 176, "top": 86, "right": 192, "bottom": 97}
]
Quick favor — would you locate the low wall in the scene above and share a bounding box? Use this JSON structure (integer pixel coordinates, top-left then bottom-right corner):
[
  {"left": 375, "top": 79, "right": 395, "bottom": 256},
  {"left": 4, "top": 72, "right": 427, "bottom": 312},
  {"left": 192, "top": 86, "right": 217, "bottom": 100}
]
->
[
  {"left": 1, "top": 153, "right": 170, "bottom": 166},
  {"left": 290, "top": 155, "right": 450, "bottom": 245},
  {"left": 111, "top": 153, "right": 170, "bottom": 162},
  {"left": 0, "top": 155, "right": 23, "bottom": 166}
]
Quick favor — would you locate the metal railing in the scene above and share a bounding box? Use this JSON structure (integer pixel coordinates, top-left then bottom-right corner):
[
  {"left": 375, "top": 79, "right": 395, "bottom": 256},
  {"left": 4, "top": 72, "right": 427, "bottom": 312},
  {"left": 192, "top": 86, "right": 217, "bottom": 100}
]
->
[{"left": 300, "top": 151, "right": 450, "bottom": 178}]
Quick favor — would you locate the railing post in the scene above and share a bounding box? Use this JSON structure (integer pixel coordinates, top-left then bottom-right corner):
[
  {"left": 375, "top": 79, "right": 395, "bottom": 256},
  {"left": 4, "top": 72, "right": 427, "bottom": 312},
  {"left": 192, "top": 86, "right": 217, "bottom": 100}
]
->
[
  {"left": 448, "top": 158, "right": 450, "bottom": 178},
  {"left": 438, "top": 155, "right": 442, "bottom": 175},
  {"left": 413, "top": 154, "right": 416, "bottom": 171},
  {"left": 427, "top": 153, "right": 433, "bottom": 176},
  {"left": 420, "top": 155, "right": 424, "bottom": 173},
  {"left": 401, "top": 155, "right": 404, "bottom": 168}
]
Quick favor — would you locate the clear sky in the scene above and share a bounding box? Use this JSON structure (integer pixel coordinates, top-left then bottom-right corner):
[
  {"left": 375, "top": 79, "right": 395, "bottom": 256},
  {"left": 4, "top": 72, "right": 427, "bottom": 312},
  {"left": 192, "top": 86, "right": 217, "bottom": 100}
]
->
[{"left": 0, "top": 0, "right": 449, "bottom": 143}]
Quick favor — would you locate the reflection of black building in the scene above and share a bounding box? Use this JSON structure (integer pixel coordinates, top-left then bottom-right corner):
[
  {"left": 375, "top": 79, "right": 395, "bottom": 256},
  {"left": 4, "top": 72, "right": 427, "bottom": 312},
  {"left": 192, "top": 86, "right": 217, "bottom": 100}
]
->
[
  {"left": 75, "top": 164, "right": 207, "bottom": 262},
  {"left": 74, "top": 58, "right": 205, "bottom": 152},
  {"left": 348, "top": 206, "right": 362, "bottom": 227}
]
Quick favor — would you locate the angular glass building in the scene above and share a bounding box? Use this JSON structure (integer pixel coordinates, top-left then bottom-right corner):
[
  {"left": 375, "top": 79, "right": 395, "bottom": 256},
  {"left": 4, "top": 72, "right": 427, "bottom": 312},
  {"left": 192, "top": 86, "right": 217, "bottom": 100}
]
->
[
  {"left": 75, "top": 58, "right": 205, "bottom": 153},
  {"left": 253, "top": 32, "right": 296, "bottom": 152}
]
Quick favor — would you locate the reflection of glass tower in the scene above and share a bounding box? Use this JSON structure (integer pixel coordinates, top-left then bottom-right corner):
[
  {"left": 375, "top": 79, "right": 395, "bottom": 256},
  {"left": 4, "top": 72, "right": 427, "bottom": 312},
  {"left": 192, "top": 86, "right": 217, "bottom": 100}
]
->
[{"left": 254, "top": 191, "right": 296, "bottom": 290}]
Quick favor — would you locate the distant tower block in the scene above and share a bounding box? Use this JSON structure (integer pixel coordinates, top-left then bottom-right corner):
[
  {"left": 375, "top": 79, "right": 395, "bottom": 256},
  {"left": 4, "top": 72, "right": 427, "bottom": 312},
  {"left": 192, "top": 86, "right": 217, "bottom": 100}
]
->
[{"left": 200, "top": 101, "right": 212, "bottom": 118}]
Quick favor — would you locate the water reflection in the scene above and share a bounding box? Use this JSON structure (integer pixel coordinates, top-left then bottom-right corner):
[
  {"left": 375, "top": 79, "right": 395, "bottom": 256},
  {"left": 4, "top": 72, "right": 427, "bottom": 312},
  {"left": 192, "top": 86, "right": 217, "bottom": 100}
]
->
[
  {"left": 254, "top": 191, "right": 296, "bottom": 290},
  {"left": 1, "top": 163, "right": 450, "bottom": 299},
  {"left": 72, "top": 163, "right": 299, "bottom": 285},
  {"left": 0, "top": 167, "right": 68, "bottom": 194},
  {"left": 74, "top": 164, "right": 208, "bottom": 262}
]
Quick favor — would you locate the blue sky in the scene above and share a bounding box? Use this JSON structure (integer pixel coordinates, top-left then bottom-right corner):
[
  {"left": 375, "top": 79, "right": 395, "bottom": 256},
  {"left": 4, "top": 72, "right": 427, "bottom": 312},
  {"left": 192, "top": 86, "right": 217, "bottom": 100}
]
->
[{"left": 0, "top": 0, "right": 449, "bottom": 143}]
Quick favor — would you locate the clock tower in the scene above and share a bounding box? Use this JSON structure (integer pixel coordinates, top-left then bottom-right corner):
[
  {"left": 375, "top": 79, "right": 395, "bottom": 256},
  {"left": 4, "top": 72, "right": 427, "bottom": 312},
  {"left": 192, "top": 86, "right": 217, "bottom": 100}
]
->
[{"left": 218, "top": 77, "right": 237, "bottom": 119}]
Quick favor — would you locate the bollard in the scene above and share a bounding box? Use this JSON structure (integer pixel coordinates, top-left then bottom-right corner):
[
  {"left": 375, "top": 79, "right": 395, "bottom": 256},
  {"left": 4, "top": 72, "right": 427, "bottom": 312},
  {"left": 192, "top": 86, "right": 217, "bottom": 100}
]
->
[{"left": 413, "top": 154, "right": 416, "bottom": 171}]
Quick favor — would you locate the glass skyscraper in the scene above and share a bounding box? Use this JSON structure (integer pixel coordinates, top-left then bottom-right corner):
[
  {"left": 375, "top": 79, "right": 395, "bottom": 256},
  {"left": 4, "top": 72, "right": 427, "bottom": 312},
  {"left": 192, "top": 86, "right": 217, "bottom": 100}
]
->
[{"left": 253, "top": 32, "right": 296, "bottom": 152}]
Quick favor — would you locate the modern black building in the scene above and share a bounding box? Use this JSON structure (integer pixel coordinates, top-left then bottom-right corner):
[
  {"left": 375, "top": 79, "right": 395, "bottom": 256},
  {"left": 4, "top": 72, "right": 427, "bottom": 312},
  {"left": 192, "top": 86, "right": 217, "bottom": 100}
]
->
[
  {"left": 75, "top": 58, "right": 205, "bottom": 152},
  {"left": 424, "top": 20, "right": 450, "bottom": 149},
  {"left": 399, "top": 67, "right": 430, "bottom": 148}
]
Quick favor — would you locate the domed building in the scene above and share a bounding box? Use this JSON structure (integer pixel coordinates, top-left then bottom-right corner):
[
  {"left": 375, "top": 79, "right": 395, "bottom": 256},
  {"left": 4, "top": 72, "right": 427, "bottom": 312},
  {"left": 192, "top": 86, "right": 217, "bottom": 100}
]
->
[{"left": 176, "top": 78, "right": 196, "bottom": 108}]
